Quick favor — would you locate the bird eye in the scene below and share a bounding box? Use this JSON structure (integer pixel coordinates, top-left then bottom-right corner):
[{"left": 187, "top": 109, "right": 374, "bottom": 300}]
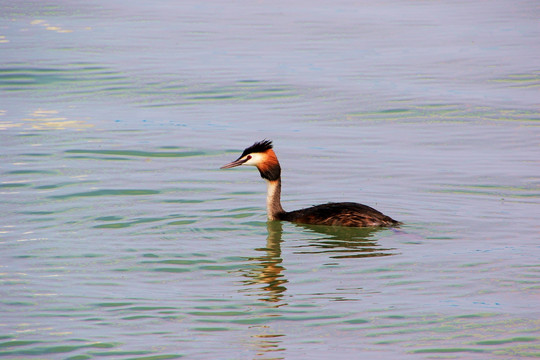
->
[{"left": 246, "top": 155, "right": 252, "bottom": 160}]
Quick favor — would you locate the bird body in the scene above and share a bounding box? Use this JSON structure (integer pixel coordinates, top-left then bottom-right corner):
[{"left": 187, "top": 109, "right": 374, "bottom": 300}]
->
[
  {"left": 221, "top": 140, "right": 399, "bottom": 227},
  {"left": 281, "top": 201, "right": 398, "bottom": 227}
]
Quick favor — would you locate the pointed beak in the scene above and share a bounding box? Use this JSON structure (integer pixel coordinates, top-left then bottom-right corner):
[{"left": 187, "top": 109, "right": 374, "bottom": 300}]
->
[{"left": 220, "top": 157, "right": 248, "bottom": 169}]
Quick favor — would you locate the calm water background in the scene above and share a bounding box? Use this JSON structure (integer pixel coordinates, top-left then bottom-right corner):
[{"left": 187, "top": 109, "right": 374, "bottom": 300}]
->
[{"left": 1, "top": 0, "right": 539, "bottom": 359}]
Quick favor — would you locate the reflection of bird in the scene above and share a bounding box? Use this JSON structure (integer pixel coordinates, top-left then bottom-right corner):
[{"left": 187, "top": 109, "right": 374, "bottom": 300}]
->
[
  {"left": 292, "top": 223, "right": 396, "bottom": 259},
  {"left": 240, "top": 221, "right": 287, "bottom": 303},
  {"left": 295, "top": 223, "right": 382, "bottom": 241},
  {"left": 221, "top": 140, "right": 400, "bottom": 227}
]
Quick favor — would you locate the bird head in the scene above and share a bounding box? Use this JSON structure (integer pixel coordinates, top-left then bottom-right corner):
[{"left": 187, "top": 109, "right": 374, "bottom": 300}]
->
[{"left": 220, "top": 139, "right": 281, "bottom": 181}]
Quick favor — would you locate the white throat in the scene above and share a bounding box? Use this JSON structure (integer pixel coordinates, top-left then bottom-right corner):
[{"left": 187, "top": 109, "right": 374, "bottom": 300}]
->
[{"left": 266, "top": 179, "right": 285, "bottom": 220}]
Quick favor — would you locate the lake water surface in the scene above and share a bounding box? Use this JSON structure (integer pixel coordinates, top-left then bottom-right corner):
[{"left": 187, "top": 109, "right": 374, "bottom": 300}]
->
[{"left": 1, "top": 1, "right": 539, "bottom": 359}]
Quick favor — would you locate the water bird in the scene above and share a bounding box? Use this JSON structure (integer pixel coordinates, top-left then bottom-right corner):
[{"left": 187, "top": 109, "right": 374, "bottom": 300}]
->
[{"left": 221, "top": 140, "right": 399, "bottom": 227}]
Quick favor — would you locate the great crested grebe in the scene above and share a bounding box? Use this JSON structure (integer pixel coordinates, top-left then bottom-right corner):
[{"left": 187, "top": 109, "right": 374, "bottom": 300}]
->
[{"left": 221, "top": 140, "right": 399, "bottom": 227}]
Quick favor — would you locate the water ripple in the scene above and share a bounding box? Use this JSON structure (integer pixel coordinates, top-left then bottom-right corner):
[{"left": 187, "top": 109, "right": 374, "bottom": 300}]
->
[
  {"left": 343, "top": 104, "right": 540, "bottom": 123},
  {"left": 50, "top": 189, "right": 160, "bottom": 200},
  {"left": 0, "top": 64, "right": 299, "bottom": 108},
  {"left": 65, "top": 149, "right": 208, "bottom": 158},
  {"left": 0, "top": 65, "right": 128, "bottom": 93}
]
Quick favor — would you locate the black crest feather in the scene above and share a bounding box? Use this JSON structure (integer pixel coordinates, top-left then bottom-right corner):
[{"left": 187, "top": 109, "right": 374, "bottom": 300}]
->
[{"left": 241, "top": 139, "right": 273, "bottom": 157}]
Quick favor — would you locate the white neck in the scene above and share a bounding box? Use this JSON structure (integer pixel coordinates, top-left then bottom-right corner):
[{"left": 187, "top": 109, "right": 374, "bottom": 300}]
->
[{"left": 266, "top": 179, "right": 285, "bottom": 220}]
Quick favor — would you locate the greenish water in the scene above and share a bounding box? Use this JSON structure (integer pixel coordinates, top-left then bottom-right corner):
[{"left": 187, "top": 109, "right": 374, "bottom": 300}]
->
[{"left": 1, "top": 0, "right": 539, "bottom": 359}]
